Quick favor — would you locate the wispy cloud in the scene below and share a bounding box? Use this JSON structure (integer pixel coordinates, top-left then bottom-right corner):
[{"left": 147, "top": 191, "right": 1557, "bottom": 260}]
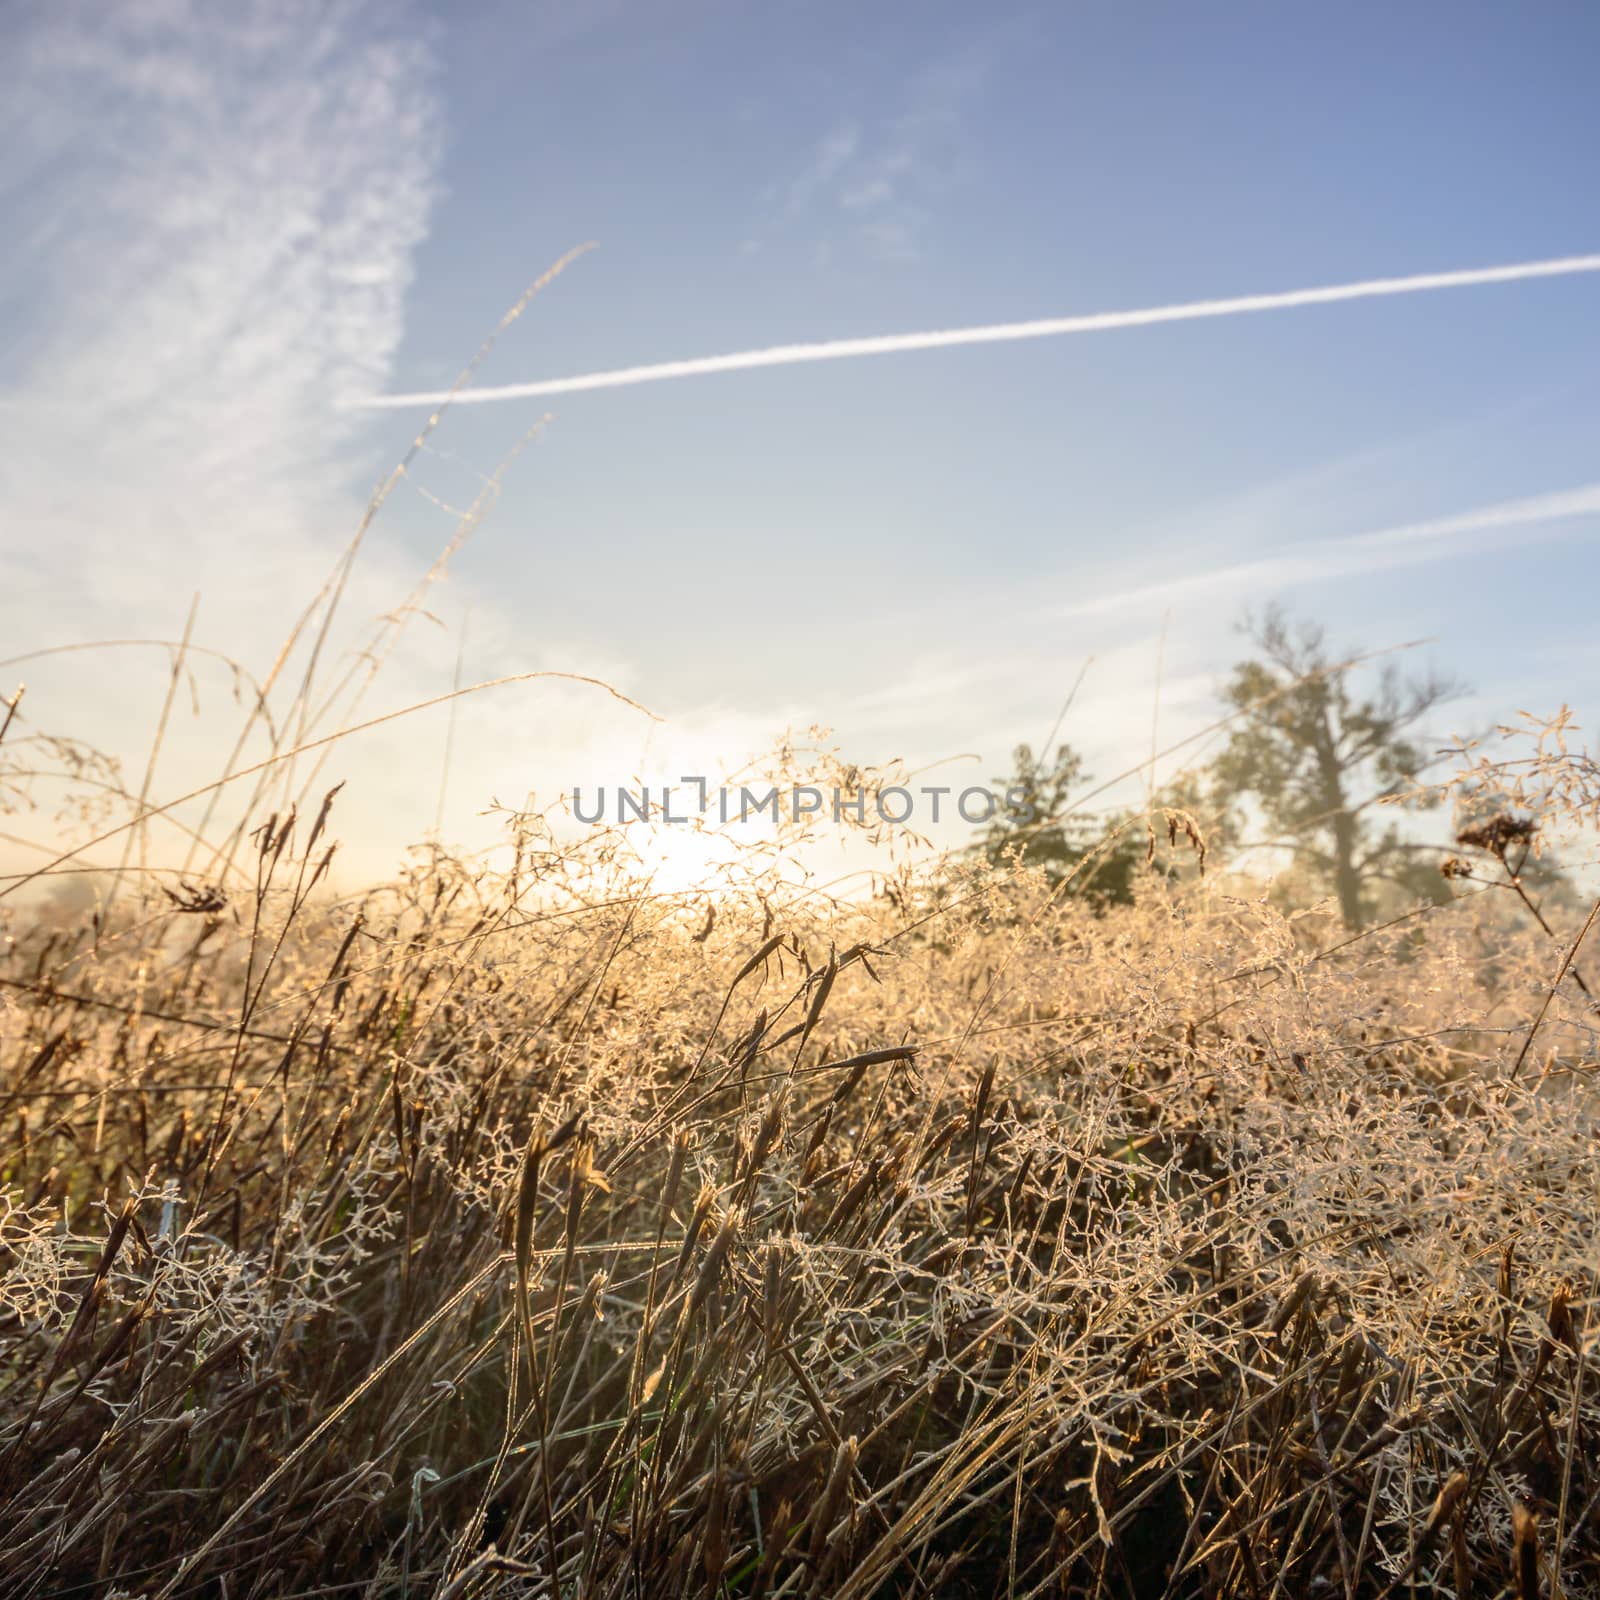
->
[
  {"left": 781, "top": 122, "right": 861, "bottom": 219},
  {"left": 0, "top": 0, "right": 456, "bottom": 872},
  {"left": 0, "top": 3, "right": 441, "bottom": 674},
  {"left": 754, "top": 53, "right": 982, "bottom": 265},
  {"left": 1052, "top": 483, "right": 1600, "bottom": 620},
  {"left": 362, "top": 254, "right": 1600, "bottom": 409}
]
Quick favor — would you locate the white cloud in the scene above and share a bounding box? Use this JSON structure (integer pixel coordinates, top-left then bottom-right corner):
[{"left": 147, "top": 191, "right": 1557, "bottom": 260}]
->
[
  {"left": 0, "top": 0, "right": 475, "bottom": 883},
  {"left": 783, "top": 122, "right": 860, "bottom": 217},
  {"left": 757, "top": 53, "right": 982, "bottom": 265},
  {"left": 1051, "top": 483, "right": 1600, "bottom": 621},
  {"left": 1, "top": 0, "right": 440, "bottom": 619}
]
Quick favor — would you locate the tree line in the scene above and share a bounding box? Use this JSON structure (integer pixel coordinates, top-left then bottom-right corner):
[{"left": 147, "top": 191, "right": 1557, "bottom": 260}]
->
[{"left": 975, "top": 605, "right": 1571, "bottom": 931}]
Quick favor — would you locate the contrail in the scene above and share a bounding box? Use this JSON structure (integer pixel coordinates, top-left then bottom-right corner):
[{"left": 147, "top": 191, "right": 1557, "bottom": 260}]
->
[
  {"left": 1053, "top": 482, "right": 1600, "bottom": 620},
  {"left": 361, "top": 253, "right": 1600, "bottom": 409}
]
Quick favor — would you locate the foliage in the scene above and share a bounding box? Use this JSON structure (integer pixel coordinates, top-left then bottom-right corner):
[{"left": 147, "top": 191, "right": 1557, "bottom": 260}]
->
[
  {"left": 975, "top": 743, "right": 1223, "bottom": 908},
  {"left": 1214, "top": 605, "right": 1463, "bottom": 929}
]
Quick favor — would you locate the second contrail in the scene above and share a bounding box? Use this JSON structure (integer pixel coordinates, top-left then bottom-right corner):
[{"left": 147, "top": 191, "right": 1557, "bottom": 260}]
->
[{"left": 361, "top": 253, "right": 1600, "bottom": 410}]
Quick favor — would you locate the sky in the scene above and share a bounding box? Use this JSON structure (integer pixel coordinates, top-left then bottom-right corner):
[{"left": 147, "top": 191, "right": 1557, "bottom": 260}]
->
[{"left": 2, "top": 0, "right": 1598, "bottom": 892}]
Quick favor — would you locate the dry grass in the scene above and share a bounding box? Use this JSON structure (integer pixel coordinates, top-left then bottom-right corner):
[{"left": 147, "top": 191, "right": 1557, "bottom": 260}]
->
[{"left": 0, "top": 737, "right": 1597, "bottom": 1599}]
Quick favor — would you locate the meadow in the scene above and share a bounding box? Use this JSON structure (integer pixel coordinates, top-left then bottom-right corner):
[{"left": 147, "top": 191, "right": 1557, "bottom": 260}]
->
[{"left": 0, "top": 706, "right": 1596, "bottom": 1599}]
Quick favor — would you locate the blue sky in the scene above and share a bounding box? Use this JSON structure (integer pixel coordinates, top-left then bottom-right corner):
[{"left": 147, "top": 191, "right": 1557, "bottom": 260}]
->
[{"left": 2, "top": 0, "right": 1598, "bottom": 884}]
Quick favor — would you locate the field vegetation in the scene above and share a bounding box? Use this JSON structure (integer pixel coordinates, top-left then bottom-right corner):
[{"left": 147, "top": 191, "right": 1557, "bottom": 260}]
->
[{"left": 0, "top": 666, "right": 1597, "bottom": 1599}]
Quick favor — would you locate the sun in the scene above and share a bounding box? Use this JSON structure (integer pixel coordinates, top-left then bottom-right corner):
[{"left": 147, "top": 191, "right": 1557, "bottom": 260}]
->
[{"left": 623, "top": 821, "right": 749, "bottom": 896}]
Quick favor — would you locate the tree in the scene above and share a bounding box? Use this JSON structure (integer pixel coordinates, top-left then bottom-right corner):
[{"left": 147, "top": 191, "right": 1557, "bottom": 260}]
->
[
  {"left": 976, "top": 743, "right": 1218, "bottom": 906},
  {"left": 1213, "top": 606, "right": 1462, "bottom": 931},
  {"left": 977, "top": 743, "right": 1118, "bottom": 899}
]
